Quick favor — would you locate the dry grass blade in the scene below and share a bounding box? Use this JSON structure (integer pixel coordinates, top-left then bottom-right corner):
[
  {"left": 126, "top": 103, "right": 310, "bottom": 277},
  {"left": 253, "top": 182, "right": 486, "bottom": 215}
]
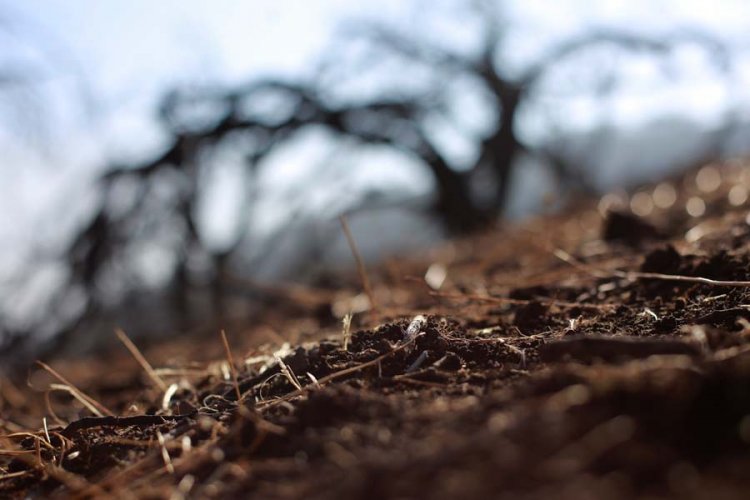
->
[
  {"left": 42, "top": 418, "right": 51, "bottom": 446},
  {"left": 339, "top": 215, "right": 377, "bottom": 320},
  {"left": 220, "top": 330, "right": 242, "bottom": 402},
  {"left": 0, "top": 470, "right": 29, "bottom": 481},
  {"left": 36, "top": 361, "right": 114, "bottom": 417},
  {"left": 554, "top": 248, "right": 750, "bottom": 287},
  {"left": 276, "top": 356, "right": 303, "bottom": 391},
  {"left": 342, "top": 312, "right": 353, "bottom": 350},
  {"left": 162, "top": 383, "right": 179, "bottom": 412},
  {"left": 2, "top": 433, "right": 56, "bottom": 450},
  {"left": 307, "top": 372, "right": 321, "bottom": 388},
  {"left": 115, "top": 328, "right": 168, "bottom": 392},
  {"left": 624, "top": 270, "right": 750, "bottom": 287},
  {"left": 48, "top": 384, "right": 105, "bottom": 418},
  {"left": 157, "top": 431, "right": 175, "bottom": 475}
]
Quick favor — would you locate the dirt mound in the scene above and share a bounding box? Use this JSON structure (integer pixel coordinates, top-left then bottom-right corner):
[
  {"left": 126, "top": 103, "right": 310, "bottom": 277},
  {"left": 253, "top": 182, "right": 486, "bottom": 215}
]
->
[{"left": 5, "top": 160, "right": 750, "bottom": 498}]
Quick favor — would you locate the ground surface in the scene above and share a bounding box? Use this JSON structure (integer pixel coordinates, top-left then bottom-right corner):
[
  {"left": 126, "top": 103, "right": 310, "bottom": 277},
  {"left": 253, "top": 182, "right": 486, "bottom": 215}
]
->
[{"left": 4, "top": 161, "right": 750, "bottom": 499}]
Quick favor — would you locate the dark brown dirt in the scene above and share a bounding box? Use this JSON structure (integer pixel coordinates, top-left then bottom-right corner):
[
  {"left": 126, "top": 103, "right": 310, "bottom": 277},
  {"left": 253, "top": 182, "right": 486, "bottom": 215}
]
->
[{"left": 4, "top": 160, "right": 750, "bottom": 499}]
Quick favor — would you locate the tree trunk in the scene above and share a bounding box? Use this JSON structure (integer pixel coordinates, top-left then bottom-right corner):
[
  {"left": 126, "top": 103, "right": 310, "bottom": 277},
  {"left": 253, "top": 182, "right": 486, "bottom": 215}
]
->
[{"left": 425, "top": 150, "right": 491, "bottom": 234}]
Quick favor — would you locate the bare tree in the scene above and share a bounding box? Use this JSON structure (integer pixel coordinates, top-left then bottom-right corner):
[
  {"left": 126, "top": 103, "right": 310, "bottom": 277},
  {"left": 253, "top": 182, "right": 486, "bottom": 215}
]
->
[{"left": 2, "top": 2, "right": 734, "bottom": 361}]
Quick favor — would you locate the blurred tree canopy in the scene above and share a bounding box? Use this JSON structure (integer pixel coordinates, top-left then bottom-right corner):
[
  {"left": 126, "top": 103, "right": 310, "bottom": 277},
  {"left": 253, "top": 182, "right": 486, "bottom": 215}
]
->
[{"left": 0, "top": 1, "right": 737, "bottom": 360}]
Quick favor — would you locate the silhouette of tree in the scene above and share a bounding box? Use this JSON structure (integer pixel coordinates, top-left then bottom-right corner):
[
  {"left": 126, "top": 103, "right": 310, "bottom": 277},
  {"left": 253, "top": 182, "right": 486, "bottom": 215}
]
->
[{"left": 2, "top": 3, "right": 735, "bottom": 361}]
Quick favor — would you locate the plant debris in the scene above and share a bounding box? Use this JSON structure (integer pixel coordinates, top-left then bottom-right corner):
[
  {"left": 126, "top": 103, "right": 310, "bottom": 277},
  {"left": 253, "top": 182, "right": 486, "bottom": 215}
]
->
[{"left": 5, "top": 161, "right": 750, "bottom": 498}]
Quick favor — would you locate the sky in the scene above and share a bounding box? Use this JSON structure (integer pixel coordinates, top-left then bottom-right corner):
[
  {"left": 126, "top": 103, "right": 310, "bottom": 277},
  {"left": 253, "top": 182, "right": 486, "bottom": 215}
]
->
[{"left": 1, "top": 0, "right": 750, "bottom": 327}]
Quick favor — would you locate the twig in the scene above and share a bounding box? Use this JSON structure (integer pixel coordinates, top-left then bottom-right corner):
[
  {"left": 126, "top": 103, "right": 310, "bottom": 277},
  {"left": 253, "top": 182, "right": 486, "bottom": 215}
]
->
[
  {"left": 339, "top": 215, "right": 377, "bottom": 320},
  {"left": 625, "top": 270, "right": 750, "bottom": 287},
  {"left": 220, "top": 330, "right": 242, "bottom": 402},
  {"left": 115, "top": 328, "right": 168, "bottom": 392},
  {"left": 554, "top": 248, "right": 750, "bottom": 287},
  {"left": 36, "top": 361, "right": 114, "bottom": 417}
]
